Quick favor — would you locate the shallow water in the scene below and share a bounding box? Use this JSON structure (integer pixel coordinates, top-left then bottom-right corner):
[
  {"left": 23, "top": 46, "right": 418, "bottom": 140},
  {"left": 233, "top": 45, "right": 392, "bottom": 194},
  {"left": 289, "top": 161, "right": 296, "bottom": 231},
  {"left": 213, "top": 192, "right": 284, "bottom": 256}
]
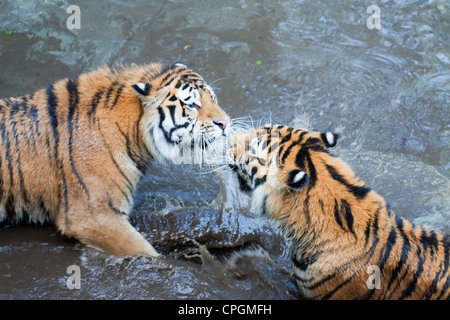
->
[{"left": 0, "top": 0, "right": 448, "bottom": 299}]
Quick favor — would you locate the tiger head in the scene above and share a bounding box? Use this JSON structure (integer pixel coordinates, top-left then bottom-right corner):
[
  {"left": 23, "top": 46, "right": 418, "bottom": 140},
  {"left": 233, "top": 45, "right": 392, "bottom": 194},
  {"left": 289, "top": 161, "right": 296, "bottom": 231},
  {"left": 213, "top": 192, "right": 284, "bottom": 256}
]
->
[
  {"left": 227, "top": 125, "right": 342, "bottom": 210},
  {"left": 131, "top": 63, "right": 231, "bottom": 165}
]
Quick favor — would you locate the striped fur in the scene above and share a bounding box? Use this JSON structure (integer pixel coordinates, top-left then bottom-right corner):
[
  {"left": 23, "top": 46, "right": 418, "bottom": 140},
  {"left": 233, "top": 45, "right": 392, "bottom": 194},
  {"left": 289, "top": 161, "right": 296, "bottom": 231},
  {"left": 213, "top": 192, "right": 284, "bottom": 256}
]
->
[
  {"left": 0, "top": 62, "right": 230, "bottom": 257},
  {"left": 228, "top": 125, "right": 449, "bottom": 300}
]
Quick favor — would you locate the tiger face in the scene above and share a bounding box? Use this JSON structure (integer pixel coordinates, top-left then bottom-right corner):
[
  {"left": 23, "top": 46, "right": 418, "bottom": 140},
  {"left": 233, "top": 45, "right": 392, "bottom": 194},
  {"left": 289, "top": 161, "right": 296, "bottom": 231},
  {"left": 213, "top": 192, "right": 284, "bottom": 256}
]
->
[
  {"left": 227, "top": 125, "right": 339, "bottom": 195},
  {"left": 132, "top": 63, "right": 230, "bottom": 165},
  {"left": 228, "top": 126, "right": 450, "bottom": 300}
]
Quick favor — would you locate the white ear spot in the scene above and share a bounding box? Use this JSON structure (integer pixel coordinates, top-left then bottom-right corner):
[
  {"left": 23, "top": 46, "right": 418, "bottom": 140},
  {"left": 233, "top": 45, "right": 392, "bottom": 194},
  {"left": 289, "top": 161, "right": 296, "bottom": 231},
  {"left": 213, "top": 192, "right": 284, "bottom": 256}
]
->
[
  {"left": 136, "top": 83, "right": 146, "bottom": 92},
  {"left": 326, "top": 132, "right": 335, "bottom": 146},
  {"left": 174, "top": 62, "right": 187, "bottom": 68},
  {"left": 287, "top": 169, "right": 308, "bottom": 189},
  {"left": 293, "top": 171, "right": 306, "bottom": 184}
]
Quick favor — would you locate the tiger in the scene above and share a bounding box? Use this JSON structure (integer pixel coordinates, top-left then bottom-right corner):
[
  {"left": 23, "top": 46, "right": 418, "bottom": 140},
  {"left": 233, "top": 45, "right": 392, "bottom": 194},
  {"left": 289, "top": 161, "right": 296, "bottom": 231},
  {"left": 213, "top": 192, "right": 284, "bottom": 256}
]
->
[
  {"left": 0, "top": 62, "right": 231, "bottom": 257},
  {"left": 227, "top": 125, "right": 449, "bottom": 300}
]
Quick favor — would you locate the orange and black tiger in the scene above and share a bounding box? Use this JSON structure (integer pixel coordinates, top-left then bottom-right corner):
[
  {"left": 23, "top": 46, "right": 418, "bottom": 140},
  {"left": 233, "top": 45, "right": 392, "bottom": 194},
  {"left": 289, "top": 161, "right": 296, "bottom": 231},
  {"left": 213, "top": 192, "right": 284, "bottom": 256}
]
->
[
  {"left": 228, "top": 125, "right": 449, "bottom": 300},
  {"left": 0, "top": 62, "right": 231, "bottom": 257}
]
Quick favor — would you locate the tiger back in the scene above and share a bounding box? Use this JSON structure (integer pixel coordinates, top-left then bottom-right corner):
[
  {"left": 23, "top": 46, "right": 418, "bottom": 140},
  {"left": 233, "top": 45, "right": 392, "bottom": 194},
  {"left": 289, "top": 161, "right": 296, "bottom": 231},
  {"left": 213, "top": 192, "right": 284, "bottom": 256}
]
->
[
  {"left": 228, "top": 125, "right": 449, "bottom": 300},
  {"left": 0, "top": 62, "right": 231, "bottom": 257}
]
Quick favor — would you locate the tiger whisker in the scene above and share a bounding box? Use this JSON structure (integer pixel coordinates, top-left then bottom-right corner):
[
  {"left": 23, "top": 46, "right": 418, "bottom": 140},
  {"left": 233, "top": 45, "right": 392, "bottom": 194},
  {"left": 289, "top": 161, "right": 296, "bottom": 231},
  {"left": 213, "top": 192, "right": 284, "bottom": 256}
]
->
[{"left": 208, "top": 77, "right": 228, "bottom": 87}]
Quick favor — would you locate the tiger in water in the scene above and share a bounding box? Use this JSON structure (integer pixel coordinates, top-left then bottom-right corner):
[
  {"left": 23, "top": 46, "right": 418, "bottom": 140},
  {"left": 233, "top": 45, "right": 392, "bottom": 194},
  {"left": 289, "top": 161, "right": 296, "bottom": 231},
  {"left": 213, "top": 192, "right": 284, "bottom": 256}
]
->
[
  {"left": 0, "top": 62, "right": 231, "bottom": 257},
  {"left": 227, "top": 125, "right": 449, "bottom": 299}
]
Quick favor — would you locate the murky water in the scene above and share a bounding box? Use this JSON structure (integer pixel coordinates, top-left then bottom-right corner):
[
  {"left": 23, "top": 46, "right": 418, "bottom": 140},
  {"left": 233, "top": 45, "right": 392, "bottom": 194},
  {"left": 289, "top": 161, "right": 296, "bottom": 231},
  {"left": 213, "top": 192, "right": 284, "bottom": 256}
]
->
[{"left": 0, "top": 0, "right": 448, "bottom": 299}]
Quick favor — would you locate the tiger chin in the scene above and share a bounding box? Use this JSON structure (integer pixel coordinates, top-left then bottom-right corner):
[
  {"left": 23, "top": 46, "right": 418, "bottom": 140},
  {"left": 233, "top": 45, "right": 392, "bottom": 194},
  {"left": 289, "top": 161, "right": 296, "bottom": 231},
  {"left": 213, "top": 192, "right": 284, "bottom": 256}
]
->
[
  {"left": 0, "top": 62, "right": 231, "bottom": 257},
  {"left": 227, "top": 125, "right": 449, "bottom": 300}
]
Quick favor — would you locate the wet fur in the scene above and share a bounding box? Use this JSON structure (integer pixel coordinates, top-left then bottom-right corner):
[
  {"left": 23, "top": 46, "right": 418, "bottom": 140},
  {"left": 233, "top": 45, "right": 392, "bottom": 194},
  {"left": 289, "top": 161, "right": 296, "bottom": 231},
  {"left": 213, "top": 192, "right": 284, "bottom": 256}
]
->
[
  {"left": 229, "top": 125, "right": 450, "bottom": 300},
  {"left": 0, "top": 63, "right": 229, "bottom": 257}
]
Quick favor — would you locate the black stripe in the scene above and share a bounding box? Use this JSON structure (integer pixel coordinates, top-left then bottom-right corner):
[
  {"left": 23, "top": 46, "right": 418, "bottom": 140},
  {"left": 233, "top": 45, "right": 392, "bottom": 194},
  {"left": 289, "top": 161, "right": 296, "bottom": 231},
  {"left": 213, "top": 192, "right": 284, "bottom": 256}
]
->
[
  {"left": 364, "top": 207, "right": 381, "bottom": 253},
  {"left": 280, "top": 133, "right": 304, "bottom": 163},
  {"left": 87, "top": 89, "right": 104, "bottom": 124},
  {"left": 308, "top": 143, "right": 329, "bottom": 154},
  {"left": 303, "top": 192, "right": 312, "bottom": 226},
  {"left": 303, "top": 137, "right": 321, "bottom": 145},
  {"left": 294, "top": 146, "right": 308, "bottom": 169},
  {"left": 157, "top": 107, "right": 172, "bottom": 143},
  {"left": 160, "top": 70, "right": 175, "bottom": 86},
  {"left": 420, "top": 229, "right": 439, "bottom": 257},
  {"left": 399, "top": 248, "right": 426, "bottom": 300},
  {"left": 364, "top": 215, "right": 373, "bottom": 248},
  {"left": 435, "top": 272, "right": 449, "bottom": 300},
  {"left": 333, "top": 199, "right": 345, "bottom": 231},
  {"left": 431, "top": 235, "right": 450, "bottom": 300},
  {"left": 67, "top": 78, "right": 90, "bottom": 199},
  {"left": 161, "top": 73, "right": 179, "bottom": 88},
  {"left": 116, "top": 123, "right": 147, "bottom": 175},
  {"left": 168, "top": 122, "right": 190, "bottom": 141},
  {"left": 303, "top": 272, "right": 337, "bottom": 291},
  {"left": 439, "top": 236, "right": 450, "bottom": 283},
  {"left": 280, "top": 131, "right": 292, "bottom": 145},
  {"left": 4, "top": 122, "right": 14, "bottom": 187},
  {"left": 104, "top": 81, "right": 118, "bottom": 108},
  {"left": 107, "top": 197, "right": 127, "bottom": 215},
  {"left": 325, "top": 164, "right": 371, "bottom": 199},
  {"left": 28, "top": 105, "right": 39, "bottom": 135},
  {"left": 251, "top": 166, "right": 257, "bottom": 178},
  {"left": 292, "top": 253, "right": 308, "bottom": 271},
  {"left": 47, "top": 84, "right": 69, "bottom": 212},
  {"left": 167, "top": 104, "right": 177, "bottom": 125},
  {"left": 341, "top": 199, "right": 355, "bottom": 236},
  {"left": 110, "top": 84, "right": 125, "bottom": 109},
  {"left": 47, "top": 84, "right": 59, "bottom": 160},
  {"left": 423, "top": 262, "right": 445, "bottom": 299},
  {"left": 135, "top": 107, "right": 146, "bottom": 154},
  {"left": 16, "top": 153, "right": 28, "bottom": 204},
  {"left": 320, "top": 277, "right": 353, "bottom": 300},
  {"left": 384, "top": 215, "right": 411, "bottom": 298},
  {"left": 154, "top": 64, "right": 173, "bottom": 80},
  {"left": 254, "top": 175, "right": 267, "bottom": 188},
  {"left": 306, "top": 154, "right": 317, "bottom": 188},
  {"left": 378, "top": 225, "right": 397, "bottom": 271},
  {"left": 174, "top": 79, "right": 183, "bottom": 89}
]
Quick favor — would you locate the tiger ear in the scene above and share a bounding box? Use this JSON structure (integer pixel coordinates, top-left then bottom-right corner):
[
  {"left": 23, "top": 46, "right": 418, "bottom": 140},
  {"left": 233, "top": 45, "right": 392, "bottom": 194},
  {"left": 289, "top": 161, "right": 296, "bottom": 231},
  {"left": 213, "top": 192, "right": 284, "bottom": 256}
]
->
[
  {"left": 171, "top": 62, "right": 187, "bottom": 69},
  {"left": 285, "top": 169, "right": 309, "bottom": 190},
  {"left": 132, "top": 83, "right": 169, "bottom": 109},
  {"left": 132, "top": 82, "right": 151, "bottom": 97},
  {"left": 321, "top": 132, "right": 340, "bottom": 148}
]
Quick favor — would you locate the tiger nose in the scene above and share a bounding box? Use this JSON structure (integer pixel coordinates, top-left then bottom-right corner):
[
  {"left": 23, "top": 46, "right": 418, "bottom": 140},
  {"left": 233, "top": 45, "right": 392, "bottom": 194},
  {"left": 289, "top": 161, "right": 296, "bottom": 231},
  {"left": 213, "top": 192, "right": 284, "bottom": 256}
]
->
[{"left": 213, "top": 118, "right": 230, "bottom": 131}]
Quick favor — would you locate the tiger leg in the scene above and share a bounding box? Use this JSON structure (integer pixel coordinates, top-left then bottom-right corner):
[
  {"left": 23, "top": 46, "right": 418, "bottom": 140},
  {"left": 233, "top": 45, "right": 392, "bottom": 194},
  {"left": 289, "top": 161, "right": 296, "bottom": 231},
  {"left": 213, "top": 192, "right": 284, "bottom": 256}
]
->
[{"left": 57, "top": 210, "right": 159, "bottom": 257}]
